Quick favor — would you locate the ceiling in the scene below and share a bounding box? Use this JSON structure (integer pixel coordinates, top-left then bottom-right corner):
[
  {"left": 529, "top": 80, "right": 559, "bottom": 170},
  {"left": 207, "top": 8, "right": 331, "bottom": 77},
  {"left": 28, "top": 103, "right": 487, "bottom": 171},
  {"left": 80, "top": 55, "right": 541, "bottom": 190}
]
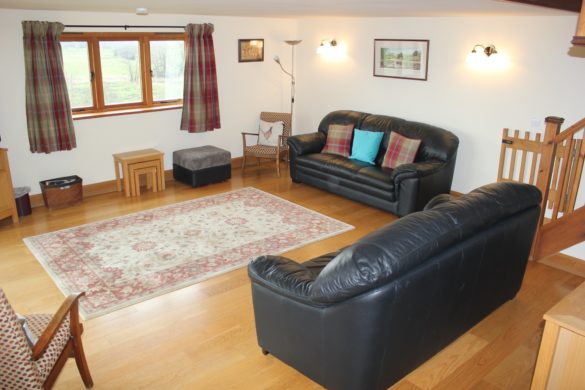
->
[{"left": 0, "top": 0, "right": 575, "bottom": 17}]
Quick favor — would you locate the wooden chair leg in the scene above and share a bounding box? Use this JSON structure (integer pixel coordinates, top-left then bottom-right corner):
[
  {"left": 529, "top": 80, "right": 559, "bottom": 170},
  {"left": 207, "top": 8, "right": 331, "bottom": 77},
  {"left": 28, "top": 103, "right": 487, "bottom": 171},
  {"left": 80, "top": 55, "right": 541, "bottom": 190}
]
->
[
  {"left": 72, "top": 332, "right": 93, "bottom": 388},
  {"left": 70, "top": 298, "right": 93, "bottom": 388},
  {"left": 241, "top": 155, "right": 246, "bottom": 172},
  {"left": 276, "top": 156, "right": 280, "bottom": 177}
]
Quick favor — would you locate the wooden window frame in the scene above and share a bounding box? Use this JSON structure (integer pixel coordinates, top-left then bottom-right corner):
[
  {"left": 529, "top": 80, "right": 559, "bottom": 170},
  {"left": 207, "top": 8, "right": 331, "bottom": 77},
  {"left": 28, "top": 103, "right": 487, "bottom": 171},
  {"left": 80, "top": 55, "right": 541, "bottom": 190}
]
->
[{"left": 61, "top": 32, "right": 186, "bottom": 119}]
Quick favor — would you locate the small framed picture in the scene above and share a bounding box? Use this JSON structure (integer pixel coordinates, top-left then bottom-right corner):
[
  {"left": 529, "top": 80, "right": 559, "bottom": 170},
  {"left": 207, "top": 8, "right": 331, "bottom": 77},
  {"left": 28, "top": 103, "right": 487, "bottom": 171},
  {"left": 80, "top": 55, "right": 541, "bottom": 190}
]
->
[
  {"left": 373, "top": 39, "right": 429, "bottom": 81},
  {"left": 238, "top": 39, "right": 264, "bottom": 62}
]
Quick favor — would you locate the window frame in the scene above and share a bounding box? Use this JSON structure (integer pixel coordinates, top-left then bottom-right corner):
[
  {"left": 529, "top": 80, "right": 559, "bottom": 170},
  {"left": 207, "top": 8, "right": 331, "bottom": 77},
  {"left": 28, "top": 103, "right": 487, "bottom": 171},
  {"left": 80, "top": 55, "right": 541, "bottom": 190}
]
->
[{"left": 60, "top": 32, "right": 186, "bottom": 118}]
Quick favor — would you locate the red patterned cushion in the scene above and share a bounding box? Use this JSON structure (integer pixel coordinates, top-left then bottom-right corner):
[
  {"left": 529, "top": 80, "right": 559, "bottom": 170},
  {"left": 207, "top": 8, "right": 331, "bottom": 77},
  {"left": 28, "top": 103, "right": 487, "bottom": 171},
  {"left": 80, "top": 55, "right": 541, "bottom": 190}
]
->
[
  {"left": 381, "top": 132, "right": 421, "bottom": 169},
  {"left": 322, "top": 124, "right": 354, "bottom": 157}
]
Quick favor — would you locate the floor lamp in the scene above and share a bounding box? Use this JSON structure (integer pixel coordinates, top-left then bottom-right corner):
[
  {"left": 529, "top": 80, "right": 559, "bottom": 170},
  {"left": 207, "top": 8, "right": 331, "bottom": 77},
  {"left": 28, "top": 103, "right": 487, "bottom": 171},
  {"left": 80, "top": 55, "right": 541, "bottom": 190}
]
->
[{"left": 273, "top": 40, "right": 302, "bottom": 133}]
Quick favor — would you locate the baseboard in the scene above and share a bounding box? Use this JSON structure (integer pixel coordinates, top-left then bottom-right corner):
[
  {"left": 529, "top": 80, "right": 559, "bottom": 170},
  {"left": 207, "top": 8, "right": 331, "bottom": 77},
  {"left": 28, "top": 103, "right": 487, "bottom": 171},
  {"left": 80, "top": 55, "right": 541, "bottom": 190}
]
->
[
  {"left": 27, "top": 164, "right": 463, "bottom": 208},
  {"left": 538, "top": 253, "right": 585, "bottom": 278},
  {"left": 30, "top": 159, "right": 244, "bottom": 209},
  {"left": 30, "top": 179, "right": 120, "bottom": 208},
  {"left": 232, "top": 156, "right": 243, "bottom": 168}
]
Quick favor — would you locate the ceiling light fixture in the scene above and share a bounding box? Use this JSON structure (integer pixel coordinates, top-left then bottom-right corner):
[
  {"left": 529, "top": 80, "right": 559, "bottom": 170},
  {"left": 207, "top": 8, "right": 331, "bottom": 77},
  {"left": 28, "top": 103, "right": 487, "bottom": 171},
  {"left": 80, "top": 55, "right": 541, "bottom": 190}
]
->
[{"left": 136, "top": 7, "right": 148, "bottom": 15}]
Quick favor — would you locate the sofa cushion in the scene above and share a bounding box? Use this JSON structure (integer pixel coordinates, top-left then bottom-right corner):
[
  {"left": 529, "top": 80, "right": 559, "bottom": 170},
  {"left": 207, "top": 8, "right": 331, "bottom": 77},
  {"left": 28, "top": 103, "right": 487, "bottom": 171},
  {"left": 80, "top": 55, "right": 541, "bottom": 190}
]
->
[
  {"left": 350, "top": 129, "right": 384, "bottom": 165},
  {"left": 381, "top": 132, "right": 421, "bottom": 169},
  {"left": 353, "top": 166, "right": 395, "bottom": 193},
  {"left": 321, "top": 123, "right": 354, "bottom": 157},
  {"left": 295, "top": 153, "right": 370, "bottom": 181}
]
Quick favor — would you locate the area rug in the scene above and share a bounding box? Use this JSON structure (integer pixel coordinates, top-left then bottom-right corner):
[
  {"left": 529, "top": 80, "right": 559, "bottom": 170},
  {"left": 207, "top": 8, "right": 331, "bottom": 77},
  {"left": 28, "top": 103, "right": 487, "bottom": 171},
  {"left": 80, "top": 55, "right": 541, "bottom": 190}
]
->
[{"left": 23, "top": 187, "right": 353, "bottom": 319}]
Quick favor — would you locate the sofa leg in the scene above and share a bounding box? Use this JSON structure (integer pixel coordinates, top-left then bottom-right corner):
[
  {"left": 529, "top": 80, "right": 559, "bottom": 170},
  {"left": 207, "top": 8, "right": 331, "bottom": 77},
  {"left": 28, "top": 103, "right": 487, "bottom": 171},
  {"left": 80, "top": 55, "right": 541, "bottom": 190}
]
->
[{"left": 261, "top": 348, "right": 270, "bottom": 356}]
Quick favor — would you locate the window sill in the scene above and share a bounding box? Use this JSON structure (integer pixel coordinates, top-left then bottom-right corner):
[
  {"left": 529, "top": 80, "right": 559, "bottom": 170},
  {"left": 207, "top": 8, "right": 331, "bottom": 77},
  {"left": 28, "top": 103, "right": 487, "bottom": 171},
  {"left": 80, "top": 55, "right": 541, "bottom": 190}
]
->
[{"left": 72, "top": 104, "right": 182, "bottom": 120}]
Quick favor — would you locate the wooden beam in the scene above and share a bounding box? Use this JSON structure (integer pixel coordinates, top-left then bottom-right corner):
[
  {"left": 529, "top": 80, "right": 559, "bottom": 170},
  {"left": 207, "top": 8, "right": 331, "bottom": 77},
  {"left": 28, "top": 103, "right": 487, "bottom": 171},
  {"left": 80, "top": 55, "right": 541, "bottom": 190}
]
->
[{"left": 503, "top": 0, "right": 581, "bottom": 12}]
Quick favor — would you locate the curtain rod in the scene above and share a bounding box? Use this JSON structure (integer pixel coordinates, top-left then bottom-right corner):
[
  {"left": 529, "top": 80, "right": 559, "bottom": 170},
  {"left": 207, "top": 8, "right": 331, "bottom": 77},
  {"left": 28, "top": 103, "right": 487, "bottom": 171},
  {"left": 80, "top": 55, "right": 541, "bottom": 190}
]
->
[{"left": 64, "top": 24, "right": 185, "bottom": 30}]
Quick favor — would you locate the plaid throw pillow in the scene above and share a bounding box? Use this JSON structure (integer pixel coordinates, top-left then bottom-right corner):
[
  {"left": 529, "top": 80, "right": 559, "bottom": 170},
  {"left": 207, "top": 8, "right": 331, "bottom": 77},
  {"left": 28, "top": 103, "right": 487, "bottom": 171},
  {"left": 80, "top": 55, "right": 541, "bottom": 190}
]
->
[
  {"left": 322, "top": 124, "right": 355, "bottom": 157},
  {"left": 381, "top": 132, "right": 421, "bottom": 169}
]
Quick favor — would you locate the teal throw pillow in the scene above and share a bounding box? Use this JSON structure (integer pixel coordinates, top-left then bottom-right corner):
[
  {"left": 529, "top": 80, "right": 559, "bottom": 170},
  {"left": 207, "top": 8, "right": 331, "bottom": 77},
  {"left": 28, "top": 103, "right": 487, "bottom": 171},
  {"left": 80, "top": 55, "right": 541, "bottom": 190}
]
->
[{"left": 349, "top": 129, "right": 384, "bottom": 165}]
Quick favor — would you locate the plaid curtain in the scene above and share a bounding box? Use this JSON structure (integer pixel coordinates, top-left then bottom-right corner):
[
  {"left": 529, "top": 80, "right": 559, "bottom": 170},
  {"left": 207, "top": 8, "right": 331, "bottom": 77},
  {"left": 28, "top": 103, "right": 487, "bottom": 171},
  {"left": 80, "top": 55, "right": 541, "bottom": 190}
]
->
[
  {"left": 180, "top": 23, "right": 221, "bottom": 133},
  {"left": 22, "top": 21, "right": 76, "bottom": 153}
]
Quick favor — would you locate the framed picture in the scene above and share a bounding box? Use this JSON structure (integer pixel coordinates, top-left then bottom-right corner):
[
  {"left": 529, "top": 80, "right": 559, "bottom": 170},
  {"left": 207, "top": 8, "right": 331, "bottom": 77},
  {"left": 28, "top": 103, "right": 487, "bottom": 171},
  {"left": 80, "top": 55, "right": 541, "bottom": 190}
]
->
[
  {"left": 373, "top": 39, "right": 429, "bottom": 81},
  {"left": 238, "top": 39, "right": 264, "bottom": 62}
]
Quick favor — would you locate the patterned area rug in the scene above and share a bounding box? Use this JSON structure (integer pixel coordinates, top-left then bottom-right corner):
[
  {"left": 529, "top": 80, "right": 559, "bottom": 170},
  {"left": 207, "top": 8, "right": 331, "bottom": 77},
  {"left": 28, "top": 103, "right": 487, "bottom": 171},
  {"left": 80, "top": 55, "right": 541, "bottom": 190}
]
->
[{"left": 24, "top": 188, "right": 353, "bottom": 319}]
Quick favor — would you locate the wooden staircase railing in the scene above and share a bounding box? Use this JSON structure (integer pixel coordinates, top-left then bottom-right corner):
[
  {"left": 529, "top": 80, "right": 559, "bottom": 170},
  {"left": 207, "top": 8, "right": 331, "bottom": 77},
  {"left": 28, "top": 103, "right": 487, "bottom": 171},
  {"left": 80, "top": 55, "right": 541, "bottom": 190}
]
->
[{"left": 498, "top": 116, "right": 585, "bottom": 260}]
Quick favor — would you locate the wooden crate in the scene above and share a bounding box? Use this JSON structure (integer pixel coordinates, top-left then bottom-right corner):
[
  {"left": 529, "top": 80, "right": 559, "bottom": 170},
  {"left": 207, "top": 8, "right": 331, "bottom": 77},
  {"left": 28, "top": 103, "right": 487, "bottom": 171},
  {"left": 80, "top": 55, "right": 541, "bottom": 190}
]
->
[{"left": 40, "top": 175, "right": 83, "bottom": 209}]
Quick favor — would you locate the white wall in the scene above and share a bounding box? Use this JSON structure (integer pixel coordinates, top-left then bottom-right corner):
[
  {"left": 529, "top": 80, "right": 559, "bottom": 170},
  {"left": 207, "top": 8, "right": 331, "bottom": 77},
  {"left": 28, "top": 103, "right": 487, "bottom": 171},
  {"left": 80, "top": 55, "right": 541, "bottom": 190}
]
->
[
  {"left": 1, "top": 10, "right": 583, "bottom": 259},
  {"left": 293, "top": 15, "right": 585, "bottom": 259},
  {"left": 0, "top": 9, "right": 296, "bottom": 189}
]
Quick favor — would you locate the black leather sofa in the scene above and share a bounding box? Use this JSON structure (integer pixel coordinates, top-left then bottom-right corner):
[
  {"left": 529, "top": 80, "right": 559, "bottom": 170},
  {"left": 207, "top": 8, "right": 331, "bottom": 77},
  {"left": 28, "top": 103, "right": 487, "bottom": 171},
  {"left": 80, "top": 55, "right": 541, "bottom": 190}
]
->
[
  {"left": 248, "top": 182, "right": 541, "bottom": 390},
  {"left": 287, "top": 110, "right": 459, "bottom": 216}
]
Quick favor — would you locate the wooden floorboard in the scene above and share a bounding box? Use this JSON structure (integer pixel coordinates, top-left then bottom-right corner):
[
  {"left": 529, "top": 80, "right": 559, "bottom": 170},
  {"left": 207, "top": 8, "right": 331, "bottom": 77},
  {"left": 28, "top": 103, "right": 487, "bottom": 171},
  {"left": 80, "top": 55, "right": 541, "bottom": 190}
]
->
[{"left": 0, "top": 163, "right": 582, "bottom": 389}]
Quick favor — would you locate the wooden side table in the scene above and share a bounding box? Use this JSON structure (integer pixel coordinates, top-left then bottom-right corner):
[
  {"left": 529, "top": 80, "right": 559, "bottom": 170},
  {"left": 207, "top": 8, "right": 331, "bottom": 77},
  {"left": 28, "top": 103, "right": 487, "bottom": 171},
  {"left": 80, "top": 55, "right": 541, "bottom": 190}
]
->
[
  {"left": 0, "top": 148, "right": 18, "bottom": 223},
  {"left": 531, "top": 281, "right": 585, "bottom": 389},
  {"left": 131, "top": 165, "right": 158, "bottom": 196},
  {"left": 113, "top": 149, "right": 165, "bottom": 197}
]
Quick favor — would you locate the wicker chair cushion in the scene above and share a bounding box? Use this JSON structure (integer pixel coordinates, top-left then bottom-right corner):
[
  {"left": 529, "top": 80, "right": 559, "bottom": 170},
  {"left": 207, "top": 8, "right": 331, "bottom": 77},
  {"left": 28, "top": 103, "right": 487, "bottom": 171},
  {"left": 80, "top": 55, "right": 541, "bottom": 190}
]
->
[{"left": 244, "top": 144, "right": 287, "bottom": 157}]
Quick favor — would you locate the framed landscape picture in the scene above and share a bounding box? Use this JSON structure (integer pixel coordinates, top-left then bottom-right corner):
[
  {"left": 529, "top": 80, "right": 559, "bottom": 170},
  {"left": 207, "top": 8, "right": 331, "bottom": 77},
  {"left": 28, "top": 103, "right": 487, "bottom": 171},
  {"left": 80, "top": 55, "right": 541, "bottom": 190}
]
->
[
  {"left": 238, "top": 39, "right": 264, "bottom": 62},
  {"left": 373, "top": 39, "right": 429, "bottom": 81}
]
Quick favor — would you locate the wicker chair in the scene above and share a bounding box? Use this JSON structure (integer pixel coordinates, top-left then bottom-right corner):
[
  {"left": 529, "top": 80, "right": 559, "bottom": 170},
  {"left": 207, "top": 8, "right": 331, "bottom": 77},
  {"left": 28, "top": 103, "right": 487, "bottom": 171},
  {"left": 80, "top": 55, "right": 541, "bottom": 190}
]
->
[
  {"left": 0, "top": 289, "right": 93, "bottom": 389},
  {"left": 241, "top": 112, "right": 292, "bottom": 176}
]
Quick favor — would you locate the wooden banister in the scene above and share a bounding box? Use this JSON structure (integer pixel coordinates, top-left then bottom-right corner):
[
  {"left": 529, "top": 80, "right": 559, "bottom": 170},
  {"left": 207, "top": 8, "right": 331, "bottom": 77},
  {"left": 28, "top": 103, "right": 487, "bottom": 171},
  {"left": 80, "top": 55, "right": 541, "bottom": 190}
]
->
[
  {"left": 554, "top": 116, "right": 585, "bottom": 142},
  {"left": 499, "top": 115, "right": 584, "bottom": 261},
  {"left": 534, "top": 117, "right": 563, "bottom": 230}
]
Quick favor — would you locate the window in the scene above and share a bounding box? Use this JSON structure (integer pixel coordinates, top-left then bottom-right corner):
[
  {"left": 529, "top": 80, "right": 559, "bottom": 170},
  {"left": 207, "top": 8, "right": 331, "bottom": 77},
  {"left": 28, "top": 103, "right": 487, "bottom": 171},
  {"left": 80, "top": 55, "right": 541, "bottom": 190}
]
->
[{"left": 60, "top": 32, "right": 185, "bottom": 117}]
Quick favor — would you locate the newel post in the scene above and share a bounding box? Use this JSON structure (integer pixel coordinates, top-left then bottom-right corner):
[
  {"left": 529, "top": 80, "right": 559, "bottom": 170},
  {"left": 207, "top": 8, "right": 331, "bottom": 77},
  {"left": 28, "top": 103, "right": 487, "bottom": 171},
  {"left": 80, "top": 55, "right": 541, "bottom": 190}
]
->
[
  {"left": 530, "top": 116, "right": 563, "bottom": 261},
  {"left": 572, "top": 0, "right": 585, "bottom": 46}
]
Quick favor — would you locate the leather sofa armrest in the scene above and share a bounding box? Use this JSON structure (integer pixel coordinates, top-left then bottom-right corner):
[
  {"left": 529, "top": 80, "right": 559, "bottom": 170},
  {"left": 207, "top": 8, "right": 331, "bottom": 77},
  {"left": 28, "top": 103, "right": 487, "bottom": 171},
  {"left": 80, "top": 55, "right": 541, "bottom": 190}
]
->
[
  {"left": 389, "top": 159, "right": 455, "bottom": 215},
  {"left": 248, "top": 255, "right": 316, "bottom": 300},
  {"left": 287, "top": 132, "right": 326, "bottom": 156},
  {"left": 389, "top": 159, "right": 445, "bottom": 182}
]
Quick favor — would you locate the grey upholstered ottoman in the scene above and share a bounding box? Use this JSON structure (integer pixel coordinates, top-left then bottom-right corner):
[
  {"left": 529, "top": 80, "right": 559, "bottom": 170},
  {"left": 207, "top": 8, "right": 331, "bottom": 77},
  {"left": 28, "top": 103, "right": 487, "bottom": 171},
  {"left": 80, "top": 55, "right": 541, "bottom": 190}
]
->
[{"left": 173, "top": 146, "right": 231, "bottom": 187}]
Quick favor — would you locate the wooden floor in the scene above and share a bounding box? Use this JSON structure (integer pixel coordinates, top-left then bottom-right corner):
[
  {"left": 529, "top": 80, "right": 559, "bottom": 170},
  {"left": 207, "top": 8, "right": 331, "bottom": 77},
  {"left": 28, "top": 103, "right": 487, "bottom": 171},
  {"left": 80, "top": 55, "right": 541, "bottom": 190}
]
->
[{"left": 0, "top": 164, "right": 582, "bottom": 389}]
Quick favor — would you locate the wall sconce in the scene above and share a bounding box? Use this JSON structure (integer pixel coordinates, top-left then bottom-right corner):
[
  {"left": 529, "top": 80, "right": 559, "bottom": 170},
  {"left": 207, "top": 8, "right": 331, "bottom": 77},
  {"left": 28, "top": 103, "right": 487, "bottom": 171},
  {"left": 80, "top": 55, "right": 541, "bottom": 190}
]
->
[
  {"left": 317, "top": 39, "right": 337, "bottom": 55},
  {"left": 467, "top": 43, "right": 508, "bottom": 71},
  {"left": 470, "top": 44, "right": 498, "bottom": 57},
  {"left": 316, "top": 38, "right": 346, "bottom": 60}
]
